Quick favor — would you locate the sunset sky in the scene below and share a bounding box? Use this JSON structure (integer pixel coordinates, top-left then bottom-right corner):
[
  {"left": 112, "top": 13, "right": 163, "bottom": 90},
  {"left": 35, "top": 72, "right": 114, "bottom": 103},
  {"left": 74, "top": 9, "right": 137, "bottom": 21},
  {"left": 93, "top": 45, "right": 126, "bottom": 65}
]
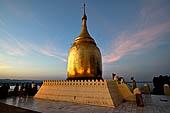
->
[{"left": 0, "top": 0, "right": 170, "bottom": 81}]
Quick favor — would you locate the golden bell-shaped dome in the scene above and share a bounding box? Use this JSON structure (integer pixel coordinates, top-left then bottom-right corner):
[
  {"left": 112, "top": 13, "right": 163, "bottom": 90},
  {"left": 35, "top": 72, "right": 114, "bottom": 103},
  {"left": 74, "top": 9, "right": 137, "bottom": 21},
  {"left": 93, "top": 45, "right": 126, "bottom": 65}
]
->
[{"left": 67, "top": 4, "right": 102, "bottom": 80}]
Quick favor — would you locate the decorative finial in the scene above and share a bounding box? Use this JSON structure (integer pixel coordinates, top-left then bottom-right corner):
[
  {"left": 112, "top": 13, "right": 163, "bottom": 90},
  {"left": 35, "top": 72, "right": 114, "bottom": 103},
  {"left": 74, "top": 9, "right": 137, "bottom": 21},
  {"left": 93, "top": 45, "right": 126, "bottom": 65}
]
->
[
  {"left": 82, "top": 3, "right": 87, "bottom": 20},
  {"left": 83, "top": 3, "right": 86, "bottom": 14},
  {"left": 78, "top": 3, "right": 91, "bottom": 38}
]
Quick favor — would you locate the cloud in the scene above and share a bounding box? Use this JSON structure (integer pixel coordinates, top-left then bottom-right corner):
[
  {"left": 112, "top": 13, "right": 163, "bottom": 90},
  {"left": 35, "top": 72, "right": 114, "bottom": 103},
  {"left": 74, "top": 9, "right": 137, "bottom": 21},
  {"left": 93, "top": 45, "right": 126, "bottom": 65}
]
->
[
  {"left": 0, "top": 39, "right": 25, "bottom": 56},
  {"left": 103, "top": 22, "right": 170, "bottom": 63},
  {"left": 0, "top": 30, "right": 26, "bottom": 56},
  {"left": 103, "top": 0, "right": 170, "bottom": 63},
  {"left": 29, "top": 43, "right": 67, "bottom": 62},
  {"left": 0, "top": 29, "right": 67, "bottom": 62}
]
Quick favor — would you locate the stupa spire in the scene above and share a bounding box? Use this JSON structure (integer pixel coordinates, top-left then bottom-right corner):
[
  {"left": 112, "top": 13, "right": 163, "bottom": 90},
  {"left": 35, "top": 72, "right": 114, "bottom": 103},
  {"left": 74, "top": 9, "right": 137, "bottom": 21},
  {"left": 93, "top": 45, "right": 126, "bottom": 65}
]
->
[
  {"left": 82, "top": 3, "right": 87, "bottom": 20},
  {"left": 79, "top": 3, "right": 91, "bottom": 38}
]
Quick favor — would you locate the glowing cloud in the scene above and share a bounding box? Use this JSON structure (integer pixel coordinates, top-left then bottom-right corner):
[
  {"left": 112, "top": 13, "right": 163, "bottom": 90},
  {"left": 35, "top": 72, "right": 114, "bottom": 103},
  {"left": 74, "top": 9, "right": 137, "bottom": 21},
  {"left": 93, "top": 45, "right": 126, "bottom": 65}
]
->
[
  {"left": 103, "top": 22, "right": 170, "bottom": 63},
  {"left": 103, "top": 0, "right": 170, "bottom": 63}
]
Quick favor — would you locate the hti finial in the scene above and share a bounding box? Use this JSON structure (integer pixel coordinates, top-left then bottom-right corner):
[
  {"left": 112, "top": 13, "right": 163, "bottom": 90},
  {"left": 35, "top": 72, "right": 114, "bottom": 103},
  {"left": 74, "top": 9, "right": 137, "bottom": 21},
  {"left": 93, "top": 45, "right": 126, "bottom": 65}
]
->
[
  {"left": 82, "top": 3, "right": 87, "bottom": 20},
  {"left": 83, "top": 3, "right": 86, "bottom": 14}
]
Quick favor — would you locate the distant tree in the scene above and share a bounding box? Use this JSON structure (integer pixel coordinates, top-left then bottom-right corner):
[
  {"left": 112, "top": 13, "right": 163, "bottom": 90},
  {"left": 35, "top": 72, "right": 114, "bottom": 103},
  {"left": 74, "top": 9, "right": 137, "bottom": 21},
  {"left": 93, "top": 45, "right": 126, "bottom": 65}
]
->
[{"left": 153, "top": 74, "right": 170, "bottom": 95}]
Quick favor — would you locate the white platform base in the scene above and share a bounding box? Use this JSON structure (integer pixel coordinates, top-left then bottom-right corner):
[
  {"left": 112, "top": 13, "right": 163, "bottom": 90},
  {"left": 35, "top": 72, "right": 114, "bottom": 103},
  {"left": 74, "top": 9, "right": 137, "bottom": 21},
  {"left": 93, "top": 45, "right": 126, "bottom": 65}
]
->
[{"left": 35, "top": 80, "right": 135, "bottom": 107}]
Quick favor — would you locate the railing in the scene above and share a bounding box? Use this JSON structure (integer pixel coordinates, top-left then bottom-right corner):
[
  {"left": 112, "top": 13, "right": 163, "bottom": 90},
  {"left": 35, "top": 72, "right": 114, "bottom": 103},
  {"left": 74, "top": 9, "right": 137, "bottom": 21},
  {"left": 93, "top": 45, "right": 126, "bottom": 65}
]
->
[{"left": 43, "top": 80, "right": 107, "bottom": 86}]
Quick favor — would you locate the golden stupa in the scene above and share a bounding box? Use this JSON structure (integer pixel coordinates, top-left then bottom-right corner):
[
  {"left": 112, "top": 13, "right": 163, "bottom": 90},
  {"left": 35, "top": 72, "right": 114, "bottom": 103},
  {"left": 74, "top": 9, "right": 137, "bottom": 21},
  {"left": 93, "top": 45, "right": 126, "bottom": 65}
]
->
[{"left": 67, "top": 4, "right": 102, "bottom": 80}]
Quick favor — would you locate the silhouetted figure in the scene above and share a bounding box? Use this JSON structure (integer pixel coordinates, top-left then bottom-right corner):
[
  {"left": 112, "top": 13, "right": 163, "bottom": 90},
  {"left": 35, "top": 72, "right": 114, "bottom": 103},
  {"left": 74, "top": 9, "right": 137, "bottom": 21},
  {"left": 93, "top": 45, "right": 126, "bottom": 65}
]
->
[
  {"left": 5, "top": 83, "right": 9, "bottom": 97},
  {"left": 4, "top": 84, "right": 8, "bottom": 98},
  {"left": 25, "top": 83, "right": 29, "bottom": 96},
  {"left": 0, "top": 85, "right": 2, "bottom": 98},
  {"left": 31, "top": 82, "right": 34, "bottom": 89},
  {"left": 28, "top": 83, "right": 32, "bottom": 96},
  {"left": 14, "top": 83, "right": 19, "bottom": 96},
  {"left": 131, "top": 77, "right": 136, "bottom": 90},
  {"left": 19, "top": 83, "right": 24, "bottom": 97},
  {"left": 6, "top": 83, "right": 10, "bottom": 96},
  {"left": 0, "top": 84, "right": 7, "bottom": 99},
  {"left": 112, "top": 73, "right": 116, "bottom": 80},
  {"left": 7, "top": 83, "right": 10, "bottom": 90},
  {"left": 33, "top": 84, "right": 38, "bottom": 95}
]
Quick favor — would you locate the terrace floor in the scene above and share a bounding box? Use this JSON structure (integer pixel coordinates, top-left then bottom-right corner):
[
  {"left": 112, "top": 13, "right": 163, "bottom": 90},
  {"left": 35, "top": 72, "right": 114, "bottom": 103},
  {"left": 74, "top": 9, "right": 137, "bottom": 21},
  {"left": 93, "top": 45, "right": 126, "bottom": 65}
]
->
[{"left": 0, "top": 95, "right": 170, "bottom": 113}]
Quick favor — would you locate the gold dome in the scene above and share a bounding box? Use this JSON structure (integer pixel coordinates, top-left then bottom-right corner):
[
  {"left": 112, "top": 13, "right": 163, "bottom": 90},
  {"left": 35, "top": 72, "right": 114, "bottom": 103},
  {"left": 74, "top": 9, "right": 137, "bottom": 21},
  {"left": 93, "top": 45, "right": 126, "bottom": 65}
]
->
[{"left": 67, "top": 4, "right": 102, "bottom": 80}]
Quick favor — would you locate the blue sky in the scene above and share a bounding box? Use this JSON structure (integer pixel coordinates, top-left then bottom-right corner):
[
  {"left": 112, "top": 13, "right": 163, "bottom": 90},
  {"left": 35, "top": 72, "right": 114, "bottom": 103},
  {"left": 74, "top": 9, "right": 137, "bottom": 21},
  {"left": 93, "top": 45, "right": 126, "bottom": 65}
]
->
[{"left": 0, "top": 0, "right": 170, "bottom": 81}]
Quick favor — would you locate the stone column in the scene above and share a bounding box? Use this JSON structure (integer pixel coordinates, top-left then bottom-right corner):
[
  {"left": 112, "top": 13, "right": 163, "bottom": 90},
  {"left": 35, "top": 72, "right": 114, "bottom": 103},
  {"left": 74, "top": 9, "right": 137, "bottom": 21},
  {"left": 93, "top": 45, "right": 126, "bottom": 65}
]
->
[
  {"left": 164, "top": 84, "right": 170, "bottom": 96},
  {"left": 144, "top": 83, "right": 150, "bottom": 94}
]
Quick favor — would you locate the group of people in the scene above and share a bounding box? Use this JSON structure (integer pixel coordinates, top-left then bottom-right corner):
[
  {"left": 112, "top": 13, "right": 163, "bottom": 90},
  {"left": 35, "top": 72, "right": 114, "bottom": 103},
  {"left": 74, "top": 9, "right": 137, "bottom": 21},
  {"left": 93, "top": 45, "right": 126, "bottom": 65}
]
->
[
  {"left": 14, "top": 83, "right": 38, "bottom": 97},
  {"left": 0, "top": 82, "right": 39, "bottom": 99},
  {"left": 0, "top": 83, "right": 10, "bottom": 99},
  {"left": 112, "top": 73, "right": 144, "bottom": 107}
]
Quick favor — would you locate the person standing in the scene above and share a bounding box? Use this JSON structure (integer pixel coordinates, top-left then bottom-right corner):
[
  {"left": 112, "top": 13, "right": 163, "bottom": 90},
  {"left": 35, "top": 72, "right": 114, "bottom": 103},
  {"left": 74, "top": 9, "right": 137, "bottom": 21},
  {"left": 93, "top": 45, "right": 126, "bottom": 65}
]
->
[
  {"left": 19, "top": 83, "right": 24, "bottom": 97},
  {"left": 131, "top": 77, "right": 136, "bottom": 90},
  {"left": 14, "top": 83, "right": 19, "bottom": 96},
  {"left": 25, "top": 83, "right": 28, "bottom": 96}
]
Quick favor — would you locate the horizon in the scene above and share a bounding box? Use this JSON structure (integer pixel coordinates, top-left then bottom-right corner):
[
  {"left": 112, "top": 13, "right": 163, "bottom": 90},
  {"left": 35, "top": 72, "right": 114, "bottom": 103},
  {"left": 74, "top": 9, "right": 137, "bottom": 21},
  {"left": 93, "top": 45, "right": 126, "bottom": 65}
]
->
[
  {"left": 0, "top": 78, "right": 154, "bottom": 82},
  {"left": 0, "top": 0, "right": 170, "bottom": 81}
]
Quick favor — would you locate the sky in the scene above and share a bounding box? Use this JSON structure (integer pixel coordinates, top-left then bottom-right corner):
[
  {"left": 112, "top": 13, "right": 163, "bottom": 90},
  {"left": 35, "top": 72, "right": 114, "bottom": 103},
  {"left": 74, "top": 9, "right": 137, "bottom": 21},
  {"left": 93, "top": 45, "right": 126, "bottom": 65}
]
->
[{"left": 0, "top": 0, "right": 170, "bottom": 81}]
